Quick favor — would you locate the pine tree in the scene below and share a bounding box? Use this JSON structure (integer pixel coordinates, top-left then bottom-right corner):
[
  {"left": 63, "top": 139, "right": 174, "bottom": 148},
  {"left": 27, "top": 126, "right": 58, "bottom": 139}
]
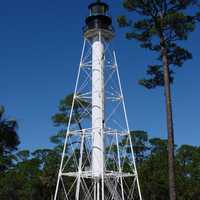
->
[
  {"left": 117, "top": 1, "right": 200, "bottom": 199},
  {"left": 0, "top": 106, "right": 20, "bottom": 172}
]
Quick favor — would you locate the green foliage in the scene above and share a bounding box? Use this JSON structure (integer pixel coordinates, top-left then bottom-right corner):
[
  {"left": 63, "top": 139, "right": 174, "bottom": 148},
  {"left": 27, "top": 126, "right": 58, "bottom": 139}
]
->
[
  {"left": 176, "top": 145, "right": 200, "bottom": 199},
  {"left": 139, "top": 64, "right": 173, "bottom": 88},
  {"left": 16, "top": 150, "right": 30, "bottom": 162},
  {"left": 139, "top": 138, "right": 169, "bottom": 199},
  {"left": 117, "top": 0, "right": 199, "bottom": 89},
  {"left": 130, "top": 130, "right": 149, "bottom": 163},
  {"left": 0, "top": 122, "right": 199, "bottom": 199},
  {"left": 104, "top": 130, "right": 200, "bottom": 199},
  {"left": 50, "top": 93, "right": 91, "bottom": 155},
  {"left": 52, "top": 93, "right": 90, "bottom": 129},
  {"left": 0, "top": 106, "right": 20, "bottom": 172}
]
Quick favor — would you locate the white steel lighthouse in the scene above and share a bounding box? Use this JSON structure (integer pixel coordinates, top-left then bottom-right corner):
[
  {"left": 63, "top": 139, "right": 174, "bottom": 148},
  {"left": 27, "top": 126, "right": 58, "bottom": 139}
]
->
[{"left": 54, "top": 1, "right": 142, "bottom": 200}]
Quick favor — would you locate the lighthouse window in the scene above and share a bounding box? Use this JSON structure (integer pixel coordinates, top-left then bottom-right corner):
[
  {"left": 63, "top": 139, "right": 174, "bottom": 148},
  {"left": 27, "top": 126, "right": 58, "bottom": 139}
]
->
[{"left": 91, "top": 5, "right": 106, "bottom": 15}]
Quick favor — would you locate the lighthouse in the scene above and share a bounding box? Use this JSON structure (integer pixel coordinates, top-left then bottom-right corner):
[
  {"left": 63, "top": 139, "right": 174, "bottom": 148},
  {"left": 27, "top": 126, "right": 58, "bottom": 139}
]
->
[
  {"left": 54, "top": 1, "right": 142, "bottom": 200},
  {"left": 84, "top": 1, "right": 114, "bottom": 179}
]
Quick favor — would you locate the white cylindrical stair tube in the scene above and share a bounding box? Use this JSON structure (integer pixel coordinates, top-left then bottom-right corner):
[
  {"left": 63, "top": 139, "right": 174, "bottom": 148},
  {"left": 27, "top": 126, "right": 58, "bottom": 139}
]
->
[{"left": 92, "top": 34, "right": 104, "bottom": 178}]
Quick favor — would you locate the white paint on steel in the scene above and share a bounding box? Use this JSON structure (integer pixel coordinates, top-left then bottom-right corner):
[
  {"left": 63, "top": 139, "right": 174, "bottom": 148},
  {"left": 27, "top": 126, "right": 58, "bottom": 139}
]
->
[
  {"left": 76, "top": 130, "right": 85, "bottom": 200},
  {"left": 54, "top": 40, "right": 86, "bottom": 200},
  {"left": 54, "top": 39, "right": 143, "bottom": 200},
  {"left": 114, "top": 50, "right": 143, "bottom": 200},
  {"left": 92, "top": 33, "right": 104, "bottom": 178}
]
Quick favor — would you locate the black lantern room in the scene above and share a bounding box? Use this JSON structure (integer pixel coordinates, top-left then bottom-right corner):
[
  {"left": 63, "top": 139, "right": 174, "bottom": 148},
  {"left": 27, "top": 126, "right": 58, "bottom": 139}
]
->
[{"left": 83, "top": 1, "right": 114, "bottom": 40}]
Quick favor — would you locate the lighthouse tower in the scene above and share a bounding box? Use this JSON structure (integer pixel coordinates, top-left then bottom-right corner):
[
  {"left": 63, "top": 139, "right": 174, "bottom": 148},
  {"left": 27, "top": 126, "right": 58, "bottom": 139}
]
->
[{"left": 54, "top": 1, "right": 142, "bottom": 200}]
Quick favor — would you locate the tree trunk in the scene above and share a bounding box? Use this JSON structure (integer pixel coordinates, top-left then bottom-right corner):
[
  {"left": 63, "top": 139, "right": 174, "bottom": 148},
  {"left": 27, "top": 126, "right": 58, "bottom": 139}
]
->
[{"left": 161, "top": 38, "right": 176, "bottom": 200}]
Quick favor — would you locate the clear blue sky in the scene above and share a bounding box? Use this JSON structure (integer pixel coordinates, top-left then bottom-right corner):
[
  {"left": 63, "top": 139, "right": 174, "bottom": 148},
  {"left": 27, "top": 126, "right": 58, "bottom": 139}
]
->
[{"left": 0, "top": 0, "right": 199, "bottom": 151}]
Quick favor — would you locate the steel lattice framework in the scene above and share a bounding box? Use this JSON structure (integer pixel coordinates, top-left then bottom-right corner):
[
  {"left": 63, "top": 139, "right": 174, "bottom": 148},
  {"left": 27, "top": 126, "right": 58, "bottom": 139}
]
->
[{"left": 54, "top": 37, "right": 142, "bottom": 200}]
